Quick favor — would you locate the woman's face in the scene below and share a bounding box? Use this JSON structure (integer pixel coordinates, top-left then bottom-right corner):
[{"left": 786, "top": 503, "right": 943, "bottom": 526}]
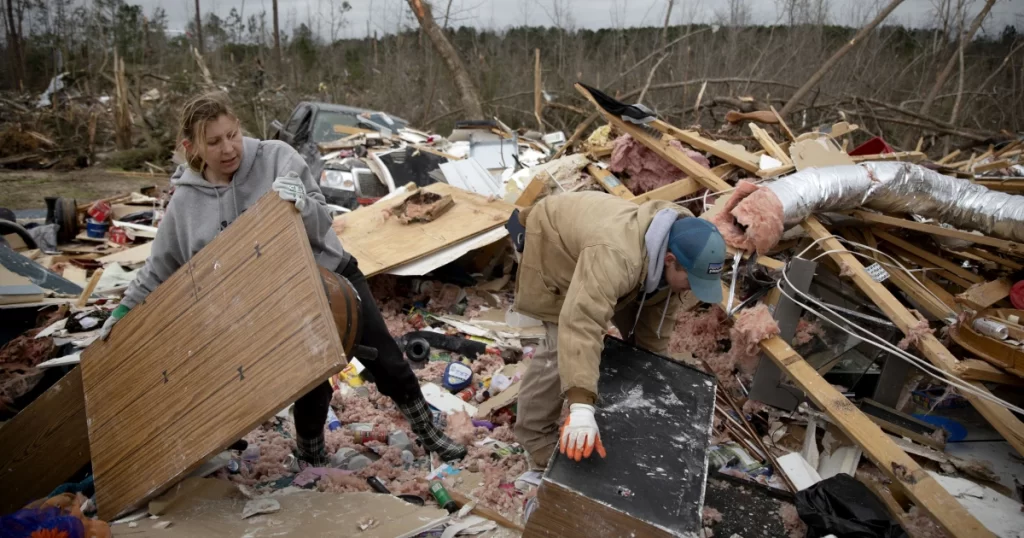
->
[{"left": 195, "top": 114, "right": 243, "bottom": 178}]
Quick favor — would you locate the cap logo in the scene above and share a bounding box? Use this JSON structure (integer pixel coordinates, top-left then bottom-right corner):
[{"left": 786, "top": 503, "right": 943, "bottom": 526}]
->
[{"left": 707, "top": 262, "right": 723, "bottom": 275}]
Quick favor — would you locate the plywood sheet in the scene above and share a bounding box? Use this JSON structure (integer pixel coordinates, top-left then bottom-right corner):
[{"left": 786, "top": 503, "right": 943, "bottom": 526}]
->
[
  {"left": 0, "top": 367, "right": 90, "bottom": 514},
  {"left": 332, "top": 182, "right": 513, "bottom": 277},
  {"left": 81, "top": 194, "right": 347, "bottom": 519},
  {"left": 97, "top": 242, "right": 152, "bottom": 265}
]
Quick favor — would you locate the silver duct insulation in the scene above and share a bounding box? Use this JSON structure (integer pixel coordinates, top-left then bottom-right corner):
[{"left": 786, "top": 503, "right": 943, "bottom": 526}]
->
[{"left": 764, "top": 162, "right": 1024, "bottom": 243}]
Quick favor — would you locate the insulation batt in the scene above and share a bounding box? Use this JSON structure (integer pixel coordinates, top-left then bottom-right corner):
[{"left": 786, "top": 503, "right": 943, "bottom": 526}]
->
[
  {"left": 728, "top": 304, "right": 780, "bottom": 373},
  {"left": 708, "top": 181, "right": 784, "bottom": 255},
  {"left": 702, "top": 507, "right": 724, "bottom": 526},
  {"left": 610, "top": 134, "right": 711, "bottom": 194},
  {"left": 898, "top": 319, "right": 934, "bottom": 350},
  {"left": 793, "top": 318, "right": 825, "bottom": 346},
  {"left": 669, "top": 305, "right": 730, "bottom": 358},
  {"left": 777, "top": 501, "right": 808, "bottom": 538}
]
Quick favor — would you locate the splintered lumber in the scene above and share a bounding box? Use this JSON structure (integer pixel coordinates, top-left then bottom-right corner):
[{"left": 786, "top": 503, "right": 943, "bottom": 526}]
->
[
  {"left": 81, "top": 194, "right": 348, "bottom": 519},
  {"left": 0, "top": 368, "right": 90, "bottom": 514},
  {"left": 849, "top": 151, "right": 927, "bottom": 163},
  {"left": 524, "top": 337, "right": 715, "bottom": 538},
  {"left": 629, "top": 177, "right": 703, "bottom": 205},
  {"left": 648, "top": 123, "right": 760, "bottom": 173},
  {"left": 802, "top": 217, "right": 1024, "bottom": 459},
  {"left": 954, "top": 359, "right": 1024, "bottom": 386},
  {"left": 851, "top": 210, "right": 1024, "bottom": 256},
  {"left": 748, "top": 123, "right": 792, "bottom": 166},
  {"left": 873, "top": 230, "right": 983, "bottom": 285},
  {"left": 964, "top": 247, "right": 1024, "bottom": 271},
  {"left": 574, "top": 83, "right": 731, "bottom": 192},
  {"left": 958, "top": 278, "right": 1012, "bottom": 308},
  {"left": 334, "top": 183, "right": 514, "bottom": 277},
  {"left": 724, "top": 288, "right": 993, "bottom": 537},
  {"left": 76, "top": 268, "right": 103, "bottom": 307},
  {"left": 974, "top": 180, "right": 1024, "bottom": 193},
  {"left": 585, "top": 164, "right": 633, "bottom": 199}
]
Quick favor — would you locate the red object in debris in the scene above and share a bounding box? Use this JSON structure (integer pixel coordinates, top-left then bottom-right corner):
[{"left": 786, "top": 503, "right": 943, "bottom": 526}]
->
[
  {"left": 88, "top": 200, "right": 112, "bottom": 222},
  {"left": 108, "top": 227, "right": 128, "bottom": 245},
  {"left": 849, "top": 137, "right": 894, "bottom": 156},
  {"left": 1010, "top": 280, "right": 1024, "bottom": 310}
]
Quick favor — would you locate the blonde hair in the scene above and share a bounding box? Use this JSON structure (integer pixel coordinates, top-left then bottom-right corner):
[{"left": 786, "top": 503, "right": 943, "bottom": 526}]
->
[{"left": 178, "top": 92, "right": 237, "bottom": 171}]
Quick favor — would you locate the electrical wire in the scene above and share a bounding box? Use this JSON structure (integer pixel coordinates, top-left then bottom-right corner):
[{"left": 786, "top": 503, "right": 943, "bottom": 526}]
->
[{"left": 773, "top": 257, "right": 1024, "bottom": 416}]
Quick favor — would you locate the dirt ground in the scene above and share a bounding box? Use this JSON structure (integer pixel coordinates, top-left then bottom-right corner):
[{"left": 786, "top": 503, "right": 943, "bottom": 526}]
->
[{"left": 0, "top": 168, "right": 166, "bottom": 210}]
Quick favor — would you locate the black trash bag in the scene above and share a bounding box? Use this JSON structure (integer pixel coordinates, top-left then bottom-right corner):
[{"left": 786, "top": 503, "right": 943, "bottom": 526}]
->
[{"left": 795, "top": 474, "right": 908, "bottom": 538}]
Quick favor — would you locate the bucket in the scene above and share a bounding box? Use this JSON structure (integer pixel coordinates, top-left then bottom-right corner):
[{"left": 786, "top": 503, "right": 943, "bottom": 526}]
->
[{"left": 85, "top": 219, "right": 109, "bottom": 239}]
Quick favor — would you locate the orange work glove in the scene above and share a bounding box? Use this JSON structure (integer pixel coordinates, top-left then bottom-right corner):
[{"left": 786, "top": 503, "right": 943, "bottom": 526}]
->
[{"left": 559, "top": 403, "right": 607, "bottom": 461}]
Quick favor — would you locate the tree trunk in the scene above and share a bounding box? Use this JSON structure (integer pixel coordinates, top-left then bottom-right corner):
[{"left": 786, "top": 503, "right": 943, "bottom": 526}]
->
[
  {"left": 194, "top": 0, "right": 204, "bottom": 55},
  {"left": 406, "top": 0, "right": 484, "bottom": 120},
  {"left": 4, "top": 0, "right": 24, "bottom": 90},
  {"left": 272, "top": 0, "right": 282, "bottom": 69},
  {"left": 778, "top": 0, "right": 905, "bottom": 117}
]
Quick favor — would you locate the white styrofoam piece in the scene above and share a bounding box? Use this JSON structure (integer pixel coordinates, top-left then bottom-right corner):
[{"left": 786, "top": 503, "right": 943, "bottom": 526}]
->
[
  {"left": 420, "top": 382, "right": 478, "bottom": 416},
  {"left": 36, "top": 352, "right": 82, "bottom": 369},
  {"left": 929, "top": 471, "right": 1024, "bottom": 537},
  {"left": 817, "top": 446, "right": 862, "bottom": 480},
  {"left": 776, "top": 452, "right": 823, "bottom": 491},
  {"left": 35, "top": 318, "right": 67, "bottom": 339},
  {"left": 759, "top": 154, "right": 783, "bottom": 171},
  {"left": 388, "top": 227, "right": 508, "bottom": 276}
]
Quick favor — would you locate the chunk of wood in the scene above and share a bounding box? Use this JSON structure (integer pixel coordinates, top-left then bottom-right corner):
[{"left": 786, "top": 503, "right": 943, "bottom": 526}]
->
[
  {"left": 585, "top": 164, "right": 633, "bottom": 199},
  {"left": 748, "top": 123, "right": 792, "bottom": 166},
  {"left": 651, "top": 125, "right": 760, "bottom": 173},
  {"left": 953, "top": 359, "right": 1024, "bottom": 386},
  {"left": 958, "top": 278, "right": 1012, "bottom": 308},
  {"left": 0, "top": 368, "right": 90, "bottom": 514},
  {"left": 76, "top": 268, "right": 103, "bottom": 307},
  {"left": 81, "top": 194, "right": 348, "bottom": 519}
]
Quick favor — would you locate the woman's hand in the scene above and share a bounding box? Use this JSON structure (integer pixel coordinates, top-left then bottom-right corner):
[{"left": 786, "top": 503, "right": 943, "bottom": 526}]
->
[{"left": 273, "top": 172, "right": 307, "bottom": 212}]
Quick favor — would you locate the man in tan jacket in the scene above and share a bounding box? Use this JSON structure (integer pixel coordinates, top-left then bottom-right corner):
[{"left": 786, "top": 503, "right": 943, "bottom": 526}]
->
[{"left": 510, "top": 191, "right": 726, "bottom": 468}]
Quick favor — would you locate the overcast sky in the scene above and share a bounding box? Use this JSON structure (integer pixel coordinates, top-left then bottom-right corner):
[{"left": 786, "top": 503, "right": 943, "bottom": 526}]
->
[{"left": 146, "top": 0, "right": 1022, "bottom": 37}]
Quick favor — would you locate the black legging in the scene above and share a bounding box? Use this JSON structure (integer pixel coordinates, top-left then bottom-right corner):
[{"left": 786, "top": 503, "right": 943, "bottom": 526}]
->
[{"left": 292, "top": 257, "right": 421, "bottom": 441}]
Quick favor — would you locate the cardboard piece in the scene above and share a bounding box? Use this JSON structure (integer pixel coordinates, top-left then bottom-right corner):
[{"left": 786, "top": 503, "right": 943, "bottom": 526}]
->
[
  {"left": 0, "top": 264, "right": 45, "bottom": 305},
  {"left": 81, "top": 194, "right": 347, "bottom": 519},
  {"left": 790, "top": 138, "right": 854, "bottom": 170}
]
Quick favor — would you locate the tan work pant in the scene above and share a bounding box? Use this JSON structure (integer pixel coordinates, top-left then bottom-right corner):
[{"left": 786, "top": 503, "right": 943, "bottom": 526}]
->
[{"left": 515, "top": 307, "right": 639, "bottom": 469}]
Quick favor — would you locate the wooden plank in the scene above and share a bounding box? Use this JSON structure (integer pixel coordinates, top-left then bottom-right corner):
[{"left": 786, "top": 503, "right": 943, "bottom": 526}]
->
[
  {"left": 574, "top": 83, "right": 732, "bottom": 192},
  {"left": 97, "top": 242, "right": 152, "bottom": 265},
  {"left": 801, "top": 217, "right": 1024, "bottom": 459},
  {"left": 873, "top": 230, "right": 983, "bottom": 285},
  {"left": 958, "top": 278, "right": 1012, "bottom": 308},
  {"left": 515, "top": 174, "right": 548, "bottom": 207},
  {"left": 76, "top": 268, "right": 103, "bottom": 307},
  {"left": 628, "top": 163, "right": 735, "bottom": 205},
  {"left": 748, "top": 123, "right": 792, "bottom": 166},
  {"left": 0, "top": 368, "right": 90, "bottom": 514},
  {"left": 937, "top": 149, "right": 961, "bottom": 165},
  {"left": 973, "top": 159, "right": 1013, "bottom": 173},
  {"left": 724, "top": 291, "right": 993, "bottom": 537},
  {"left": 63, "top": 265, "right": 88, "bottom": 286},
  {"left": 883, "top": 244, "right": 975, "bottom": 289},
  {"left": 974, "top": 180, "right": 1024, "bottom": 193},
  {"left": 954, "top": 359, "right": 1024, "bottom": 386},
  {"left": 851, "top": 210, "right": 1024, "bottom": 256},
  {"left": 649, "top": 123, "right": 760, "bottom": 173},
  {"left": 81, "top": 194, "right": 347, "bottom": 519},
  {"left": 586, "top": 164, "right": 634, "bottom": 199},
  {"left": 850, "top": 151, "right": 927, "bottom": 163},
  {"left": 333, "top": 183, "right": 514, "bottom": 277},
  {"left": 964, "top": 247, "right": 1024, "bottom": 271}
]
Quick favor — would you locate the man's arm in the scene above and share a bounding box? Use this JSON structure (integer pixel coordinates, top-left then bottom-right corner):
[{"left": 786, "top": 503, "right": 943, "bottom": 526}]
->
[{"left": 557, "top": 246, "right": 637, "bottom": 405}]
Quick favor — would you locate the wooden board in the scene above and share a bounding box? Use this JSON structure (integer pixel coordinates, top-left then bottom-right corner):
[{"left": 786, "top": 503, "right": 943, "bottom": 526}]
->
[
  {"left": 801, "top": 217, "right": 1024, "bottom": 460},
  {"left": 851, "top": 211, "right": 1024, "bottom": 256},
  {"left": 586, "top": 164, "right": 634, "bottom": 199},
  {"left": 628, "top": 163, "right": 736, "bottom": 205},
  {"left": 81, "top": 194, "right": 347, "bottom": 519},
  {"left": 958, "top": 278, "right": 1012, "bottom": 308},
  {"left": 333, "top": 183, "right": 513, "bottom": 277},
  {"left": 574, "top": 84, "right": 731, "bottom": 192},
  {"left": 651, "top": 124, "right": 760, "bottom": 173},
  {"left": 850, "top": 151, "right": 927, "bottom": 163},
  {"left": 953, "top": 359, "right": 1024, "bottom": 386},
  {"left": 873, "top": 230, "right": 983, "bottom": 285},
  {"left": 97, "top": 242, "right": 152, "bottom": 265},
  {"left": 748, "top": 123, "right": 792, "bottom": 166},
  {"left": 0, "top": 368, "right": 90, "bottom": 514},
  {"left": 525, "top": 337, "right": 715, "bottom": 538}
]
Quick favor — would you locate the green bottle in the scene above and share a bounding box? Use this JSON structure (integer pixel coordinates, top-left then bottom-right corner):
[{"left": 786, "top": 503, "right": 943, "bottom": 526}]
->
[{"left": 429, "top": 481, "right": 458, "bottom": 513}]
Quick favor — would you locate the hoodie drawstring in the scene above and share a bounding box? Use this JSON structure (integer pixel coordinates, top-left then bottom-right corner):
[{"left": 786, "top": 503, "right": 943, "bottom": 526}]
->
[{"left": 630, "top": 290, "right": 675, "bottom": 340}]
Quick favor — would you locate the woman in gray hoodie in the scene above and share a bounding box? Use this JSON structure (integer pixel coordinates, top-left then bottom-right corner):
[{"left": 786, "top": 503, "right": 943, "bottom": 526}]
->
[{"left": 101, "top": 93, "right": 466, "bottom": 464}]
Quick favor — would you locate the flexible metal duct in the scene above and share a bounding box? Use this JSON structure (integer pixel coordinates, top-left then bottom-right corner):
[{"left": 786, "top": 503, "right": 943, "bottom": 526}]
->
[{"left": 764, "top": 162, "right": 1024, "bottom": 243}]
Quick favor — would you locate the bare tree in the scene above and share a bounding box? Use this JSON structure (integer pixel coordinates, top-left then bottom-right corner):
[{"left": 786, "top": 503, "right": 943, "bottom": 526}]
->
[
  {"left": 3, "top": 0, "right": 25, "bottom": 89},
  {"left": 406, "top": 0, "right": 484, "bottom": 119},
  {"left": 273, "top": 0, "right": 282, "bottom": 68},
  {"left": 194, "top": 0, "right": 204, "bottom": 54}
]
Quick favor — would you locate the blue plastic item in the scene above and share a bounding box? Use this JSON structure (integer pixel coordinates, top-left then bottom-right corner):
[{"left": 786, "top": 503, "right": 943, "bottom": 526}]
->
[
  {"left": 441, "top": 361, "right": 473, "bottom": 392},
  {"left": 913, "top": 414, "right": 968, "bottom": 442},
  {"left": 85, "top": 218, "right": 109, "bottom": 239}
]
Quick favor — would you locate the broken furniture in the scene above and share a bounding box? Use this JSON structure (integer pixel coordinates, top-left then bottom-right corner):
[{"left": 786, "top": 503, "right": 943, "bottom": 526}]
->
[
  {"left": 949, "top": 308, "right": 1024, "bottom": 377},
  {"left": 524, "top": 337, "right": 716, "bottom": 537},
  {"left": 80, "top": 194, "right": 349, "bottom": 519}
]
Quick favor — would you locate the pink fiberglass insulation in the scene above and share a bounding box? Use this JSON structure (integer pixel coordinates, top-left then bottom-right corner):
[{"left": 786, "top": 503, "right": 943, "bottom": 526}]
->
[
  {"left": 728, "top": 304, "right": 780, "bottom": 376},
  {"left": 778, "top": 501, "right": 808, "bottom": 538},
  {"left": 445, "top": 410, "right": 487, "bottom": 446},
  {"left": 669, "top": 305, "right": 730, "bottom": 358},
  {"left": 898, "top": 319, "right": 933, "bottom": 350},
  {"left": 471, "top": 353, "right": 506, "bottom": 376},
  {"left": 793, "top": 318, "right": 826, "bottom": 346},
  {"left": 610, "top": 134, "right": 711, "bottom": 194},
  {"left": 414, "top": 360, "right": 452, "bottom": 384},
  {"left": 702, "top": 507, "right": 724, "bottom": 526},
  {"left": 708, "top": 181, "right": 785, "bottom": 255},
  {"left": 467, "top": 447, "right": 529, "bottom": 517}
]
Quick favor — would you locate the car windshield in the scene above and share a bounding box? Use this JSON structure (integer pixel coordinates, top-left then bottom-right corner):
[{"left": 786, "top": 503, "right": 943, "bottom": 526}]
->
[{"left": 311, "top": 111, "right": 362, "bottom": 143}]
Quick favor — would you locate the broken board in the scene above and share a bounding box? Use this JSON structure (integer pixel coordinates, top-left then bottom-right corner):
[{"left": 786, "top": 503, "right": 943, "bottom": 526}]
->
[
  {"left": 524, "top": 337, "right": 716, "bottom": 538},
  {"left": 0, "top": 367, "right": 90, "bottom": 514},
  {"left": 81, "top": 194, "right": 347, "bottom": 519},
  {"left": 332, "top": 182, "right": 513, "bottom": 277}
]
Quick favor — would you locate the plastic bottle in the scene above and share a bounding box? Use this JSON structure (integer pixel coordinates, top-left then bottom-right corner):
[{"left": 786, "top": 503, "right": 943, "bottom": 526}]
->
[
  {"left": 326, "top": 407, "right": 342, "bottom": 431},
  {"left": 456, "top": 386, "right": 476, "bottom": 402}
]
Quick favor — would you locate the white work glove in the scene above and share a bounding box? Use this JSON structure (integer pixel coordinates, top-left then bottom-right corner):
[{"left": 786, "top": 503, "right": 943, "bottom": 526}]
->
[
  {"left": 559, "top": 403, "right": 607, "bottom": 461},
  {"left": 272, "top": 172, "right": 307, "bottom": 212},
  {"left": 99, "top": 304, "right": 131, "bottom": 341}
]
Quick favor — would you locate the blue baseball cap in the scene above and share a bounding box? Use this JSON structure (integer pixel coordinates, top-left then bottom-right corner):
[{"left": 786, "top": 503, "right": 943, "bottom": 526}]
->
[{"left": 668, "top": 218, "right": 726, "bottom": 303}]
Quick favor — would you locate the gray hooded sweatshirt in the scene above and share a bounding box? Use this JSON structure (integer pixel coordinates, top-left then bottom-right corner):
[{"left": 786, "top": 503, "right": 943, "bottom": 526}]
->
[{"left": 121, "top": 136, "right": 348, "bottom": 309}]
